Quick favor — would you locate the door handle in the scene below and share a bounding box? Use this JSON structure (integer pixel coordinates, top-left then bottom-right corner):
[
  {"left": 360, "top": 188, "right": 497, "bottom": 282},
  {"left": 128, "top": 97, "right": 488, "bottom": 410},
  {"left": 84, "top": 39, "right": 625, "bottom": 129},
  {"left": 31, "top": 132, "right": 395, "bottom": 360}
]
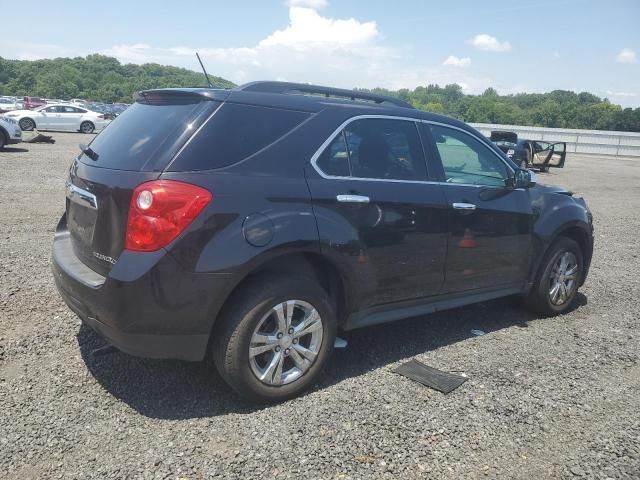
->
[
  {"left": 336, "top": 194, "right": 370, "bottom": 204},
  {"left": 452, "top": 202, "right": 476, "bottom": 211}
]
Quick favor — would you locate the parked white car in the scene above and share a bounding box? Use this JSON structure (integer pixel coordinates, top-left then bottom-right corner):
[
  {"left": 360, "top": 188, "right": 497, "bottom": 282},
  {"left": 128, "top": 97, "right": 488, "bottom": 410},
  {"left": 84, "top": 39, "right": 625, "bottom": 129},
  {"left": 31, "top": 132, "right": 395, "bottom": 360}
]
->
[
  {"left": 0, "top": 115, "right": 23, "bottom": 149},
  {"left": 0, "top": 97, "right": 20, "bottom": 112},
  {"left": 5, "top": 104, "right": 110, "bottom": 134}
]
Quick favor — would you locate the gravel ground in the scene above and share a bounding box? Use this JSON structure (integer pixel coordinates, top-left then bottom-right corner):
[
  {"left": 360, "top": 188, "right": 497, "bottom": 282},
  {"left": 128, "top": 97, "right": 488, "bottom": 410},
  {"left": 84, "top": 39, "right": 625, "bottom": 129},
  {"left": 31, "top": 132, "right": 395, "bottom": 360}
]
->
[{"left": 1, "top": 132, "right": 639, "bottom": 479}]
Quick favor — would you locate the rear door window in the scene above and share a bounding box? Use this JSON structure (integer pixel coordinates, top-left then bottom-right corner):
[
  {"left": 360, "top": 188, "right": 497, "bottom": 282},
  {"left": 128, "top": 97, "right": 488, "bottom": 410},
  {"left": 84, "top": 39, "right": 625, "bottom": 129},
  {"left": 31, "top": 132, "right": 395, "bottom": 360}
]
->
[
  {"left": 315, "top": 118, "right": 428, "bottom": 181},
  {"left": 79, "top": 95, "right": 217, "bottom": 171},
  {"left": 169, "top": 103, "right": 310, "bottom": 171}
]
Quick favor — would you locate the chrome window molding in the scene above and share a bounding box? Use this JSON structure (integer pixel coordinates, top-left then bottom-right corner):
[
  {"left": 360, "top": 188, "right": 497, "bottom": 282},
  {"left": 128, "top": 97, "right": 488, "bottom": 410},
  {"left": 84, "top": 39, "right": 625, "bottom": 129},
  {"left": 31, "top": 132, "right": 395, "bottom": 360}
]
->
[
  {"left": 65, "top": 181, "right": 98, "bottom": 210},
  {"left": 309, "top": 114, "right": 515, "bottom": 187}
]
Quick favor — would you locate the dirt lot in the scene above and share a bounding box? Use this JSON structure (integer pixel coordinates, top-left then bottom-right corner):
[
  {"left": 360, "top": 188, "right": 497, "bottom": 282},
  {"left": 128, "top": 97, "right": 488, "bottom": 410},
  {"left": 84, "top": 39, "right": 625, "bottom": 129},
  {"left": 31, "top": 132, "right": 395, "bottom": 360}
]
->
[{"left": 1, "top": 132, "right": 639, "bottom": 479}]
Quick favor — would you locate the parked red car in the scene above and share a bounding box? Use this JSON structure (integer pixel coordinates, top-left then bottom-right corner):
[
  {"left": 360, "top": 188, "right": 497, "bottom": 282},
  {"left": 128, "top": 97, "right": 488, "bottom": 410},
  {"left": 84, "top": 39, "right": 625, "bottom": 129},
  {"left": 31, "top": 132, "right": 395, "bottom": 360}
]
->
[{"left": 23, "top": 96, "right": 47, "bottom": 110}]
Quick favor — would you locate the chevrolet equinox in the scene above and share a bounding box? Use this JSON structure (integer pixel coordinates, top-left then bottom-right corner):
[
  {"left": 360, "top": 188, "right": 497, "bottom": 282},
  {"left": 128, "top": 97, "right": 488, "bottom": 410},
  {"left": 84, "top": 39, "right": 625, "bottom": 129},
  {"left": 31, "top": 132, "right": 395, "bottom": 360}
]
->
[{"left": 52, "top": 82, "right": 594, "bottom": 402}]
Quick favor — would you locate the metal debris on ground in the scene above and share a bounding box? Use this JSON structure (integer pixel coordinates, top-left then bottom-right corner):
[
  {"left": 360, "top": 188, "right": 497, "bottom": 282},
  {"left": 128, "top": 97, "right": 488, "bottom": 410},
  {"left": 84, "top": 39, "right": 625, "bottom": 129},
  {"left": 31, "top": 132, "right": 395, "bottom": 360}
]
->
[
  {"left": 394, "top": 359, "right": 468, "bottom": 394},
  {"left": 334, "top": 337, "right": 348, "bottom": 348}
]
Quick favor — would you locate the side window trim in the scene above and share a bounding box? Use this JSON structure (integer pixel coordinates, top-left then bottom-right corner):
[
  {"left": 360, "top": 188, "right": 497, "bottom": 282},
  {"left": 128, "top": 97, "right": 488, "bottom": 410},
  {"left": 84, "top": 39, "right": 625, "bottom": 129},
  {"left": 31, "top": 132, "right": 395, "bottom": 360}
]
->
[
  {"left": 310, "top": 114, "right": 514, "bottom": 185},
  {"left": 311, "top": 115, "right": 432, "bottom": 183},
  {"left": 341, "top": 130, "right": 353, "bottom": 177}
]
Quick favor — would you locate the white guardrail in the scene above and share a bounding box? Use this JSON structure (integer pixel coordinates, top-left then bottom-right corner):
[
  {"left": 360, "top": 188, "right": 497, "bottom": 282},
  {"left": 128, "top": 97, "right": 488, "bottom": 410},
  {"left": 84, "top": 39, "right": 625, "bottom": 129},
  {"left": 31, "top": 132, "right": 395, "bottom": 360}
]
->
[{"left": 470, "top": 123, "right": 640, "bottom": 157}]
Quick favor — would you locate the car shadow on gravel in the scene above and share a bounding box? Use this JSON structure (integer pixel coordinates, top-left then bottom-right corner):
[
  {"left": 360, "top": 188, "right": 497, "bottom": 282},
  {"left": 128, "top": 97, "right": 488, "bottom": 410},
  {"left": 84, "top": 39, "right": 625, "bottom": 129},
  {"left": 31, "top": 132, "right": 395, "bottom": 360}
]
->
[
  {"left": 0, "top": 147, "right": 29, "bottom": 153},
  {"left": 78, "top": 293, "right": 587, "bottom": 419},
  {"left": 325, "top": 293, "right": 587, "bottom": 386}
]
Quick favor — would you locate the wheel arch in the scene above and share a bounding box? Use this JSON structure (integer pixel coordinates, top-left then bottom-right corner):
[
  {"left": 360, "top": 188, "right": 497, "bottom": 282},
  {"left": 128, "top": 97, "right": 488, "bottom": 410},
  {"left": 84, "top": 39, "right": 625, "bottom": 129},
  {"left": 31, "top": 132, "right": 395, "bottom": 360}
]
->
[
  {"left": 530, "top": 220, "right": 593, "bottom": 290},
  {"left": 552, "top": 224, "right": 593, "bottom": 285},
  {"left": 218, "top": 250, "right": 351, "bottom": 326},
  {"left": 204, "top": 248, "right": 352, "bottom": 359}
]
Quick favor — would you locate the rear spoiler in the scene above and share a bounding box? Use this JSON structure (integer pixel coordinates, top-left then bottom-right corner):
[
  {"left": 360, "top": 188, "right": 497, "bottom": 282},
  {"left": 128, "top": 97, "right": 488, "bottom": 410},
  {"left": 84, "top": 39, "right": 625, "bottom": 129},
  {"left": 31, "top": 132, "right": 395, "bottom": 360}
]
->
[{"left": 134, "top": 88, "right": 230, "bottom": 104}]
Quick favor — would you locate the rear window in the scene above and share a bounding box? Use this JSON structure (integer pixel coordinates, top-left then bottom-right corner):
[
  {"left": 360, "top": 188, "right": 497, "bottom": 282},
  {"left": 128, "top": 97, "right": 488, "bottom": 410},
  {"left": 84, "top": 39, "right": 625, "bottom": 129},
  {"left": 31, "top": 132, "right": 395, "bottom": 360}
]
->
[
  {"left": 168, "top": 103, "right": 310, "bottom": 171},
  {"left": 79, "top": 96, "right": 217, "bottom": 171}
]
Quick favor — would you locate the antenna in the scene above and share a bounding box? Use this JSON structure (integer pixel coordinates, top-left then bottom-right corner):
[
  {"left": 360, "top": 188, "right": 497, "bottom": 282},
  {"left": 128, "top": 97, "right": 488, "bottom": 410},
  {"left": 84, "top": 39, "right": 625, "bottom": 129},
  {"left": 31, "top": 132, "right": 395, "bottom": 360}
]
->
[{"left": 196, "top": 52, "right": 213, "bottom": 88}]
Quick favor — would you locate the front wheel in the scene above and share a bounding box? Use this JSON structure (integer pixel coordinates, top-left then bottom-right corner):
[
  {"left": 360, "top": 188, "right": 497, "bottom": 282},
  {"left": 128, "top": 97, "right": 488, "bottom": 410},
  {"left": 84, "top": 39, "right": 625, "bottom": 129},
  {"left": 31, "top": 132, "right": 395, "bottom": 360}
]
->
[
  {"left": 213, "top": 275, "right": 337, "bottom": 402},
  {"left": 19, "top": 118, "right": 35, "bottom": 131},
  {"left": 80, "top": 121, "right": 95, "bottom": 134},
  {"left": 525, "top": 237, "right": 583, "bottom": 316}
]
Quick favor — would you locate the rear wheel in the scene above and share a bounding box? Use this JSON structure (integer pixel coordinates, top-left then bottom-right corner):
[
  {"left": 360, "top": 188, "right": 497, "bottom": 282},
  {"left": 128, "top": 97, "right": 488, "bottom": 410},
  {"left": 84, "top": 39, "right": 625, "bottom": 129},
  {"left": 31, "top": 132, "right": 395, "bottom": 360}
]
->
[
  {"left": 213, "top": 275, "right": 336, "bottom": 402},
  {"left": 80, "top": 121, "right": 95, "bottom": 134},
  {"left": 525, "top": 237, "right": 583, "bottom": 316},
  {"left": 19, "top": 118, "right": 35, "bottom": 131},
  {"left": 0, "top": 132, "right": 6, "bottom": 150}
]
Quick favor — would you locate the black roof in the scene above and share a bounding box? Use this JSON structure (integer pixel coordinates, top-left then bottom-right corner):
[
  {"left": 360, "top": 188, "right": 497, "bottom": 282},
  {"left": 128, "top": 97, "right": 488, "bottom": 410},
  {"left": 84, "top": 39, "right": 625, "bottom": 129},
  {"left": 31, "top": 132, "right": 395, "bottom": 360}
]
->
[{"left": 137, "top": 81, "right": 476, "bottom": 134}]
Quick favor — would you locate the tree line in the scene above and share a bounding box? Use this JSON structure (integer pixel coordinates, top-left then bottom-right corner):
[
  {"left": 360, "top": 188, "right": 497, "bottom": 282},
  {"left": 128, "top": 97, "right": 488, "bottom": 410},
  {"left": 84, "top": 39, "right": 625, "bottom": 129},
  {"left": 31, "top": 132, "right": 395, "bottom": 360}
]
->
[
  {"left": 359, "top": 84, "right": 640, "bottom": 132},
  {"left": 0, "top": 54, "right": 234, "bottom": 103},
  {"left": 1, "top": 55, "right": 638, "bottom": 132}
]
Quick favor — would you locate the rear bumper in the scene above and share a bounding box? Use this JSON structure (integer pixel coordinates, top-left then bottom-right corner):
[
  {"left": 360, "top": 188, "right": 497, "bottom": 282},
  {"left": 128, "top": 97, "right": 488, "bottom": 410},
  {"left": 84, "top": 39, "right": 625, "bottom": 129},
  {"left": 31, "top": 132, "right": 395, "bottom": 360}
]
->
[{"left": 52, "top": 226, "right": 235, "bottom": 361}]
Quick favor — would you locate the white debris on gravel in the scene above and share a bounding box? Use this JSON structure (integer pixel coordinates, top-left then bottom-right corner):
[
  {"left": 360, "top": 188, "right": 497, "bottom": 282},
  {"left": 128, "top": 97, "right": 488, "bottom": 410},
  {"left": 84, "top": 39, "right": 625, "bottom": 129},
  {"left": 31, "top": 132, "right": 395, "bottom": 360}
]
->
[{"left": 1, "top": 133, "right": 639, "bottom": 479}]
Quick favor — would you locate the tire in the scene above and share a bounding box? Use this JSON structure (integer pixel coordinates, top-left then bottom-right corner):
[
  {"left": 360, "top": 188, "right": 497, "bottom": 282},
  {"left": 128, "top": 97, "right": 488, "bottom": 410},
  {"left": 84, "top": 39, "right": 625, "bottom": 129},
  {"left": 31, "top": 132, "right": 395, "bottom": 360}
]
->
[
  {"left": 540, "top": 164, "right": 550, "bottom": 173},
  {"left": 19, "top": 118, "right": 35, "bottom": 131},
  {"left": 0, "top": 131, "right": 6, "bottom": 150},
  {"left": 524, "top": 237, "right": 583, "bottom": 316},
  {"left": 213, "top": 274, "right": 337, "bottom": 403},
  {"left": 80, "top": 121, "right": 95, "bottom": 134}
]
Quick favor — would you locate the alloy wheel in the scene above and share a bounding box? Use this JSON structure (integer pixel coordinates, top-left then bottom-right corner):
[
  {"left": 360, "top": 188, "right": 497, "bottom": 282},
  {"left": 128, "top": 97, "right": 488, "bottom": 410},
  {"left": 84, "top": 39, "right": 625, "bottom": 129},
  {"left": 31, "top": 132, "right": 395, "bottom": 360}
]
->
[
  {"left": 19, "top": 119, "right": 34, "bottom": 131},
  {"left": 548, "top": 251, "right": 578, "bottom": 306},
  {"left": 81, "top": 122, "right": 94, "bottom": 134},
  {"left": 249, "top": 300, "right": 324, "bottom": 386}
]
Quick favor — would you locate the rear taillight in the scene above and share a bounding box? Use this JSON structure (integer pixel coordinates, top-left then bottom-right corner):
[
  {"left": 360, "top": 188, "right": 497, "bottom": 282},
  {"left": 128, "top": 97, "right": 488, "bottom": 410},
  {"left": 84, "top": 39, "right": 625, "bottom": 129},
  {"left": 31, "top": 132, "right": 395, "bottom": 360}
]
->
[
  {"left": 125, "top": 180, "right": 212, "bottom": 252},
  {"left": 97, "top": 114, "right": 105, "bottom": 119}
]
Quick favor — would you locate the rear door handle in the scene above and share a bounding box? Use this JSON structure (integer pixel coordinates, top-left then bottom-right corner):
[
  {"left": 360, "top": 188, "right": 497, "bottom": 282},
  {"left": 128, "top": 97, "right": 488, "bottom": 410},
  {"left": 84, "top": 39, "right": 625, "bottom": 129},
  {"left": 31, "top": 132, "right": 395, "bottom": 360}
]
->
[
  {"left": 452, "top": 202, "right": 476, "bottom": 211},
  {"left": 337, "top": 194, "right": 370, "bottom": 204}
]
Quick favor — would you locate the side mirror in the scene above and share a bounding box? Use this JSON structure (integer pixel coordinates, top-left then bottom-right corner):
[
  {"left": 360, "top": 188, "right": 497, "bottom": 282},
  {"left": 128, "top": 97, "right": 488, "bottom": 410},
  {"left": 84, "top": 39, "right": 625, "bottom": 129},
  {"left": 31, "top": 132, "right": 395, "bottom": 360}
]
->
[{"left": 512, "top": 168, "right": 536, "bottom": 189}]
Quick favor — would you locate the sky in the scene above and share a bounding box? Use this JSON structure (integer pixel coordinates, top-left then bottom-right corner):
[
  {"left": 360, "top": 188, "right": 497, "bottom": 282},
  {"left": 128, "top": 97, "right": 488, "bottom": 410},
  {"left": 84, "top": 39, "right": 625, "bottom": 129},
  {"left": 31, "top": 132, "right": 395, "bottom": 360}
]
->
[{"left": 1, "top": 0, "right": 639, "bottom": 107}]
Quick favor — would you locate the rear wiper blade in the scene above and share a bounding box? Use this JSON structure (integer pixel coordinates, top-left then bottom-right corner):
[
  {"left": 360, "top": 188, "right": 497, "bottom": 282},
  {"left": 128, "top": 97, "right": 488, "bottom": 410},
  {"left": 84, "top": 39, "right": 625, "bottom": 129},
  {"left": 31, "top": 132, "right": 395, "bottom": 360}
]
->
[{"left": 79, "top": 143, "right": 99, "bottom": 161}]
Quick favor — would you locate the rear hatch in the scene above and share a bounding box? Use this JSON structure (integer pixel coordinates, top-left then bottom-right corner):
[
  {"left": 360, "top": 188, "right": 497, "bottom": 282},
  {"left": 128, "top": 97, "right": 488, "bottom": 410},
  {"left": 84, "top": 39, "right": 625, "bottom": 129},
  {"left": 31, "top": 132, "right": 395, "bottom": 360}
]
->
[
  {"left": 65, "top": 90, "right": 222, "bottom": 275},
  {"left": 490, "top": 131, "right": 518, "bottom": 153}
]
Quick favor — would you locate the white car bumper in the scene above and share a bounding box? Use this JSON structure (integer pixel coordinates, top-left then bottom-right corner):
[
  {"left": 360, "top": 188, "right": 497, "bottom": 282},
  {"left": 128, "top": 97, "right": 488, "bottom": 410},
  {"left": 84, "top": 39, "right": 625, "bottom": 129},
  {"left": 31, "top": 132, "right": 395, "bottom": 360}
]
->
[{"left": 0, "top": 117, "right": 23, "bottom": 143}]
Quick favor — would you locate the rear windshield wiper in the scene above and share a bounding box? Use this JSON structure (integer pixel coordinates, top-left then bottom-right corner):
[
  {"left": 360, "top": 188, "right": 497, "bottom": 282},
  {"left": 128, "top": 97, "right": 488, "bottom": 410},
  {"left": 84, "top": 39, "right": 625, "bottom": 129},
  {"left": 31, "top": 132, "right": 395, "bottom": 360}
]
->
[{"left": 79, "top": 143, "right": 99, "bottom": 161}]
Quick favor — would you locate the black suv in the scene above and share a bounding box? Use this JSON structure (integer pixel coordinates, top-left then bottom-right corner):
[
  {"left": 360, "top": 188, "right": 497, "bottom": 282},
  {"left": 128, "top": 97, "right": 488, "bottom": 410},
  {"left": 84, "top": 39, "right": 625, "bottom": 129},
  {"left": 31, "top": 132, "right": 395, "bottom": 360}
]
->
[{"left": 52, "top": 82, "right": 594, "bottom": 402}]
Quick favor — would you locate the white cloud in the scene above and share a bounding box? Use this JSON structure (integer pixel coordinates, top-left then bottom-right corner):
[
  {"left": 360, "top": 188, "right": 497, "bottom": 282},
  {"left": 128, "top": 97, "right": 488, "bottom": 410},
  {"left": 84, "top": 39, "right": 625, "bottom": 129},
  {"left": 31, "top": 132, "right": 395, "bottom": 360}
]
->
[
  {"left": 101, "top": 43, "right": 151, "bottom": 63},
  {"left": 616, "top": 48, "right": 637, "bottom": 64},
  {"left": 442, "top": 55, "right": 470, "bottom": 67},
  {"left": 286, "top": 0, "right": 328, "bottom": 9},
  {"left": 469, "top": 34, "right": 512, "bottom": 52},
  {"left": 94, "top": 4, "right": 394, "bottom": 89},
  {"left": 606, "top": 90, "right": 637, "bottom": 97},
  {"left": 259, "top": 6, "right": 379, "bottom": 49}
]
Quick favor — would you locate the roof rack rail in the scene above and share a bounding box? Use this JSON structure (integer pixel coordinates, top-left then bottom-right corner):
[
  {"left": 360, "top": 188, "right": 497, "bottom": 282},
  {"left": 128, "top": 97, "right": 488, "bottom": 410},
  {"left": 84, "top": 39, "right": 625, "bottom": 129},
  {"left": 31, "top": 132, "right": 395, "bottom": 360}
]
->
[{"left": 237, "top": 81, "right": 414, "bottom": 109}]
